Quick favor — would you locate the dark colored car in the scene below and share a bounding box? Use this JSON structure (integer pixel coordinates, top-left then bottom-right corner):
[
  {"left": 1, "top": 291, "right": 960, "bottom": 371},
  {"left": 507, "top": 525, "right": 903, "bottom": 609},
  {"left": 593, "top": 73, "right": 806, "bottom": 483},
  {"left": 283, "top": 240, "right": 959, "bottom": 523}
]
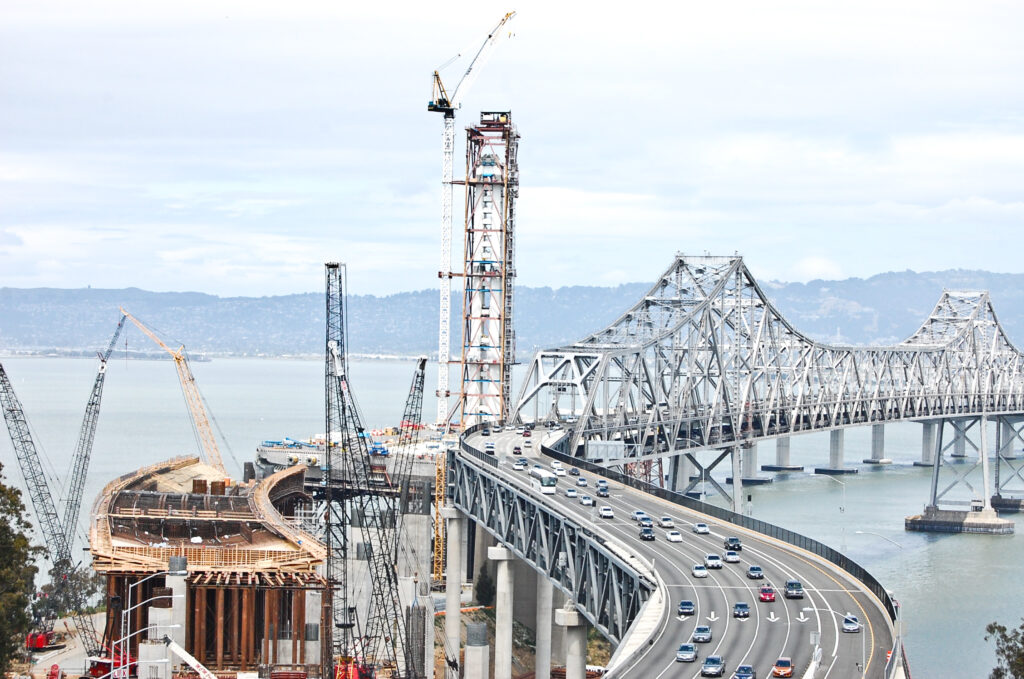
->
[
  {"left": 639, "top": 527, "right": 656, "bottom": 541},
  {"left": 522, "top": 430, "right": 531, "bottom": 437},
  {"left": 677, "top": 599, "right": 696, "bottom": 616},
  {"left": 733, "top": 665, "right": 756, "bottom": 679},
  {"left": 512, "top": 446, "right": 522, "bottom": 455},
  {"left": 481, "top": 429, "right": 491, "bottom": 436},
  {"left": 596, "top": 487, "right": 609, "bottom": 498},
  {"left": 784, "top": 579, "right": 804, "bottom": 599},
  {"left": 569, "top": 467, "right": 580, "bottom": 476},
  {"left": 724, "top": 536, "right": 743, "bottom": 551},
  {"left": 733, "top": 602, "right": 750, "bottom": 618}
]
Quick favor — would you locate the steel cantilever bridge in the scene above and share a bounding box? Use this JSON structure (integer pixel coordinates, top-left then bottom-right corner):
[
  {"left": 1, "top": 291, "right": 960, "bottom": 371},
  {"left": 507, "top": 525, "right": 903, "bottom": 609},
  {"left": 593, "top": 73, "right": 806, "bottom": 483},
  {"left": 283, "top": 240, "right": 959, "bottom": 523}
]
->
[{"left": 513, "top": 254, "right": 1024, "bottom": 511}]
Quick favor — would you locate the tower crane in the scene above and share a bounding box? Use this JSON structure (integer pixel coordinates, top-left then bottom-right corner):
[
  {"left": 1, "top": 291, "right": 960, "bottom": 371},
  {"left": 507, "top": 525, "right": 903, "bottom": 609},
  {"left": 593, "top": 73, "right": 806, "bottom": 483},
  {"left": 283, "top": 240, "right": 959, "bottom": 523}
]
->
[
  {"left": 119, "top": 308, "right": 228, "bottom": 475},
  {"left": 428, "top": 10, "right": 516, "bottom": 427}
]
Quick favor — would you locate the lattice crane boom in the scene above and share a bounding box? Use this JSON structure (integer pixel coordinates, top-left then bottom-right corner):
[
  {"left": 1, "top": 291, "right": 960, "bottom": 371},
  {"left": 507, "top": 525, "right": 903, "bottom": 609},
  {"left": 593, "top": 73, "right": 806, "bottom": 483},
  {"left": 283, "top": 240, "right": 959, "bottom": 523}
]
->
[
  {"left": 428, "top": 11, "right": 516, "bottom": 426},
  {"left": 119, "top": 308, "right": 227, "bottom": 475}
]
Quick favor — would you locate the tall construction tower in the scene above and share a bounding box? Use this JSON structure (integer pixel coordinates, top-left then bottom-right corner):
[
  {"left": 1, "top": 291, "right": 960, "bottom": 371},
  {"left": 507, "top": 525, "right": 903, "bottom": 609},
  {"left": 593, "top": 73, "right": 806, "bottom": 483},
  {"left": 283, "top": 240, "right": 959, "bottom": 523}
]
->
[
  {"left": 428, "top": 12, "right": 516, "bottom": 426},
  {"left": 458, "top": 111, "right": 520, "bottom": 428}
]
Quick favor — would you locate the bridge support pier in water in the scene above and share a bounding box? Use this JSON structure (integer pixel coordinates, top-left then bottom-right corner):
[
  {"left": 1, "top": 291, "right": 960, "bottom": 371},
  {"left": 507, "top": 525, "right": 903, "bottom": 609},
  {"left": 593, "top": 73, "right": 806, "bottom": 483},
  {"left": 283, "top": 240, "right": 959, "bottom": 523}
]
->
[
  {"left": 863, "top": 424, "right": 892, "bottom": 464},
  {"left": 736, "top": 442, "right": 771, "bottom": 484},
  {"left": 915, "top": 421, "right": 938, "bottom": 467},
  {"left": 555, "top": 606, "right": 587, "bottom": 679},
  {"left": 489, "top": 546, "right": 516, "bottom": 679},
  {"left": 442, "top": 507, "right": 465, "bottom": 669},
  {"left": 762, "top": 437, "right": 803, "bottom": 472},
  {"left": 815, "top": 429, "right": 858, "bottom": 475}
]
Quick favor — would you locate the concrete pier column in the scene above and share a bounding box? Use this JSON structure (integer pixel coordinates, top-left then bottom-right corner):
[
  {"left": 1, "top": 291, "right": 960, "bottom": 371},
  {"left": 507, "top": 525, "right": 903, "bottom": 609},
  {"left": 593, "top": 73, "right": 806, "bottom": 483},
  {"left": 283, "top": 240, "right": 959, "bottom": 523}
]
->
[
  {"left": 730, "top": 446, "right": 743, "bottom": 513},
  {"left": 442, "top": 507, "right": 465, "bottom": 665},
  {"left": 742, "top": 442, "right": 757, "bottom": 478},
  {"left": 864, "top": 424, "right": 892, "bottom": 464},
  {"left": 762, "top": 437, "right": 803, "bottom": 472},
  {"left": 488, "top": 546, "right": 516, "bottom": 679},
  {"left": 166, "top": 557, "right": 188, "bottom": 672},
  {"left": 953, "top": 425, "right": 967, "bottom": 459},
  {"left": 916, "top": 421, "right": 937, "bottom": 467},
  {"left": 815, "top": 429, "right": 857, "bottom": 474},
  {"left": 670, "top": 454, "right": 695, "bottom": 492},
  {"left": 999, "top": 419, "right": 1016, "bottom": 459},
  {"left": 535, "top": 577, "right": 553, "bottom": 679},
  {"left": 555, "top": 607, "right": 587, "bottom": 679},
  {"left": 463, "top": 623, "right": 489, "bottom": 679}
]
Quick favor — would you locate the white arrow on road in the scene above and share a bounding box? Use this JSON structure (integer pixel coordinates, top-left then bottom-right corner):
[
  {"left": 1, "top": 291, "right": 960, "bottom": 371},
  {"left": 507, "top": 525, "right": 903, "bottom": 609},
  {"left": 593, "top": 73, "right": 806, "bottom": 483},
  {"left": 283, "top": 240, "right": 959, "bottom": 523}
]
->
[
  {"left": 767, "top": 611, "right": 780, "bottom": 622},
  {"left": 796, "top": 612, "right": 809, "bottom": 622},
  {"left": 707, "top": 612, "right": 719, "bottom": 622}
]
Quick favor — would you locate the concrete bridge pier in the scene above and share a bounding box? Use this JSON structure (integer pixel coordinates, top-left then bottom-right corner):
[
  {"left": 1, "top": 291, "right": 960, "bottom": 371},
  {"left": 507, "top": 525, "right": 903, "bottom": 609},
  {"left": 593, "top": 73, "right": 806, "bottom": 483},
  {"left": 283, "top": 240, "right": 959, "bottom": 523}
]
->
[
  {"left": 489, "top": 546, "right": 516, "bottom": 679},
  {"left": 952, "top": 423, "right": 968, "bottom": 459},
  {"left": 535, "top": 577, "right": 553, "bottom": 679},
  {"left": 762, "top": 437, "right": 803, "bottom": 472},
  {"left": 863, "top": 424, "right": 892, "bottom": 464},
  {"left": 555, "top": 606, "right": 587, "bottom": 679},
  {"left": 737, "top": 442, "right": 771, "bottom": 484},
  {"left": 442, "top": 507, "right": 465, "bottom": 670},
  {"left": 669, "top": 454, "right": 695, "bottom": 492},
  {"left": 464, "top": 622, "right": 489, "bottom": 679},
  {"left": 915, "top": 421, "right": 938, "bottom": 467},
  {"left": 815, "top": 429, "right": 858, "bottom": 475}
]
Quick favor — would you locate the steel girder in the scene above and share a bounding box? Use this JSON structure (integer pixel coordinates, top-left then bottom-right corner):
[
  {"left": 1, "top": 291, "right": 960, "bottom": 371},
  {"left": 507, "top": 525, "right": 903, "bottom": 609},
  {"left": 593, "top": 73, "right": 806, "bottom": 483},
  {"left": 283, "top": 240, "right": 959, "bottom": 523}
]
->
[
  {"left": 449, "top": 451, "right": 652, "bottom": 643},
  {"left": 513, "top": 255, "right": 1024, "bottom": 462}
]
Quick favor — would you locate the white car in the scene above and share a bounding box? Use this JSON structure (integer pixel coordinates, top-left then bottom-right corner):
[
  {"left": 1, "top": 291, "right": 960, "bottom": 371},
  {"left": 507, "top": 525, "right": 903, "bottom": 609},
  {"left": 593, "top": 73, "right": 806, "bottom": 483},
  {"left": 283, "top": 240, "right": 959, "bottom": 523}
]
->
[
  {"left": 524, "top": 440, "right": 533, "bottom": 448},
  {"left": 693, "top": 523, "right": 711, "bottom": 534},
  {"left": 554, "top": 467, "right": 567, "bottom": 477},
  {"left": 598, "top": 506, "right": 614, "bottom": 519},
  {"left": 631, "top": 510, "right": 648, "bottom": 522},
  {"left": 665, "top": 530, "right": 683, "bottom": 543},
  {"left": 842, "top": 614, "right": 861, "bottom": 633},
  {"left": 565, "top": 488, "right": 578, "bottom": 498},
  {"left": 659, "top": 516, "right": 675, "bottom": 528},
  {"left": 723, "top": 550, "right": 740, "bottom": 563},
  {"left": 576, "top": 477, "right": 588, "bottom": 487},
  {"left": 704, "top": 553, "right": 723, "bottom": 569},
  {"left": 692, "top": 564, "right": 709, "bottom": 578},
  {"left": 551, "top": 460, "right": 563, "bottom": 469},
  {"left": 579, "top": 495, "right": 593, "bottom": 506}
]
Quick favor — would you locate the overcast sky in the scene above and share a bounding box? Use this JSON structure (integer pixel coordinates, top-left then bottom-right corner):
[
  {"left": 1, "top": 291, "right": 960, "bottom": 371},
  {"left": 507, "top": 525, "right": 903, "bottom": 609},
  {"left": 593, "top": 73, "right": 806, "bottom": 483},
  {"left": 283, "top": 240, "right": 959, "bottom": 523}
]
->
[{"left": 3, "top": 1, "right": 1023, "bottom": 297}]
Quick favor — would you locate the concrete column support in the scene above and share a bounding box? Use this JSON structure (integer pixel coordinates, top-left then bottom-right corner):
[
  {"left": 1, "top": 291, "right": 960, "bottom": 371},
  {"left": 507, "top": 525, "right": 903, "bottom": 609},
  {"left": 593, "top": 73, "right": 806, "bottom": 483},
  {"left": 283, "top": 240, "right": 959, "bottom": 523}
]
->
[
  {"left": 463, "top": 623, "right": 489, "bottom": 679},
  {"left": 741, "top": 442, "right": 757, "bottom": 478},
  {"left": 916, "top": 421, "right": 937, "bottom": 467},
  {"left": 762, "top": 437, "right": 802, "bottom": 472},
  {"left": 864, "top": 424, "right": 892, "bottom": 464},
  {"left": 488, "top": 546, "right": 516, "bottom": 679},
  {"left": 815, "top": 429, "right": 857, "bottom": 474},
  {"left": 442, "top": 507, "right": 464, "bottom": 671},
  {"left": 999, "top": 419, "right": 1016, "bottom": 459},
  {"left": 555, "top": 607, "right": 587, "bottom": 679},
  {"left": 535, "top": 577, "right": 553, "bottom": 679},
  {"left": 165, "top": 563, "right": 188, "bottom": 671},
  {"left": 953, "top": 425, "right": 967, "bottom": 458},
  {"left": 730, "top": 447, "right": 743, "bottom": 513}
]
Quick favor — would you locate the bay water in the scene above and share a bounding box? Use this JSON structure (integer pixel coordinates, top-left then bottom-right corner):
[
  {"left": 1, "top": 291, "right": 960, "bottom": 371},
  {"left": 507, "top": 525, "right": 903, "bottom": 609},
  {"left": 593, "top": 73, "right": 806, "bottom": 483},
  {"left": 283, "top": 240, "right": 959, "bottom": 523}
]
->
[{"left": 0, "top": 356, "right": 1018, "bottom": 678}]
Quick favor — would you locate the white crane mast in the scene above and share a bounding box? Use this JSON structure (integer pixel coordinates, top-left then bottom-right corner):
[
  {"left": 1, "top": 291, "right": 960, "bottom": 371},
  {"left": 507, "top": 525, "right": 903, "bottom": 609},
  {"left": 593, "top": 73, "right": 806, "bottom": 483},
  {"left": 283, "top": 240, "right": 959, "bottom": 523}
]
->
[{"left": 428, "top": 11, "right": 515, "bottom": 426}]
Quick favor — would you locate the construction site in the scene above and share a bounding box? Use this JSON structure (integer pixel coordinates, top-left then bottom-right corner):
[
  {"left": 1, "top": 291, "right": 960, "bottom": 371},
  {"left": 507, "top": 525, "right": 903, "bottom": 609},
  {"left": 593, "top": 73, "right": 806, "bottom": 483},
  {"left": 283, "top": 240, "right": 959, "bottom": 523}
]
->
[{"left": 1, "top": 12, "right": 527, "bottom": 679}]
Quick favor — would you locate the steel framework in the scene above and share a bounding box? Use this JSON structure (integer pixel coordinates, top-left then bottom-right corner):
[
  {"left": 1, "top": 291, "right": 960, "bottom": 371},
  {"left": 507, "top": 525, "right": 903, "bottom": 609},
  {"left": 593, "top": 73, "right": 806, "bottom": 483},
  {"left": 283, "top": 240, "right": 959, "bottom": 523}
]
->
[
  {"left": 458, "top": 111, "right": 520, "bottom": 428},
  {"left": 514, "top": 255, "right": 1024, "bottom": 467}
]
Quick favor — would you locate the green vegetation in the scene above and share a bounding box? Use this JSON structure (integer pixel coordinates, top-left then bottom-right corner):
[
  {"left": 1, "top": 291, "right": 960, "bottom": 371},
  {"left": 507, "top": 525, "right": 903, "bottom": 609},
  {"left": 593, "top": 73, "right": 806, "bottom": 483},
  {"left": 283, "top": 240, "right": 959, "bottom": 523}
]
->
[
  {"left": 0, "top": 462, "right": 40, "bottom": 674},
  {"left": 474, "top": 564, "right": 495, "bottom": 607},
  {"left": 987, "top": 619, "right": 1024, "bottom": 679}
]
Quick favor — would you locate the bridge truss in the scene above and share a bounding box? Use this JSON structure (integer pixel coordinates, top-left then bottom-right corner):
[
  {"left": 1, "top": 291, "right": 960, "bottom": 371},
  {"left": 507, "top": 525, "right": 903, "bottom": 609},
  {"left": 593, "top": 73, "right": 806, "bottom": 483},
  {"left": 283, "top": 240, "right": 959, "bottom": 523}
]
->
[{"left": 513, "top": 255, "right": 1024, "bottom": 497}]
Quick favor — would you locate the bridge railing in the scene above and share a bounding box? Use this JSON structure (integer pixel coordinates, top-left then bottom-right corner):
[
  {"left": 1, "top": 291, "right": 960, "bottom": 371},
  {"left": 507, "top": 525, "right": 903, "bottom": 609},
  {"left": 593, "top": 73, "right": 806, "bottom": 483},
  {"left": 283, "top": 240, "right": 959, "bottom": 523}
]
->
[{"left": 539, "top": 439, "right": 905, "bottom": 676}]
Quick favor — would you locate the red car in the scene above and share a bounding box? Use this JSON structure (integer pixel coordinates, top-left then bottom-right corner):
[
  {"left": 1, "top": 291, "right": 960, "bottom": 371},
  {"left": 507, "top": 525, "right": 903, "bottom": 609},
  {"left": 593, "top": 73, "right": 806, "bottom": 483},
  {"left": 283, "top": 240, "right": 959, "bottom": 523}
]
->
[
  {"left": 772, "top": 657, "right": 794, "bottom": 677},
  {"left": 759, "top": 585, "right": 776, "bottom": 602}
]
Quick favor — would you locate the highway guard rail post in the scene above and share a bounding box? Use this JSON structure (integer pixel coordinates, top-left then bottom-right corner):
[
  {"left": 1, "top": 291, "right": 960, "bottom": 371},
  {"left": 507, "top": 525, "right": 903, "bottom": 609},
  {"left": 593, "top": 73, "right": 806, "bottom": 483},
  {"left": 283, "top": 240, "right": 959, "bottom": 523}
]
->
[{"left": 538, "top": 440, "right": 907, "bottom": 678}]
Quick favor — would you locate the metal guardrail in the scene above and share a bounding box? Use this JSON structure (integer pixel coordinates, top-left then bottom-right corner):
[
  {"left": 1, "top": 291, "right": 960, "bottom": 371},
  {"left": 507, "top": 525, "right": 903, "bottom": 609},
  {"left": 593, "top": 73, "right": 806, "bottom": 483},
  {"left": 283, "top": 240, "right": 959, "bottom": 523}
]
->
[{"left": 538, "top": 439, "right": 908, "bottom": 678}]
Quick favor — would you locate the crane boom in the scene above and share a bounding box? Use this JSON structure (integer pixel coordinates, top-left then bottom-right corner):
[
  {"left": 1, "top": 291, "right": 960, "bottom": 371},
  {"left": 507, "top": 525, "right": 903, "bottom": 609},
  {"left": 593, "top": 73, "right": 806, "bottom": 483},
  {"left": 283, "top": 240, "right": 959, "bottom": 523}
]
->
[
  {"left": 161, "top": 636, "right": 217, "bottom": 679},
  {"left": 62, "top": 315, "right": 127, "bottom": 546},
  {"left": 428, "top": 11, "right": 516, "bottom": 427},
  {"left": 119, "top": 308, "right": 227, "bottom": 475},
  {"left": 0, "top": 362, "right": 102, "bottom": 654}
]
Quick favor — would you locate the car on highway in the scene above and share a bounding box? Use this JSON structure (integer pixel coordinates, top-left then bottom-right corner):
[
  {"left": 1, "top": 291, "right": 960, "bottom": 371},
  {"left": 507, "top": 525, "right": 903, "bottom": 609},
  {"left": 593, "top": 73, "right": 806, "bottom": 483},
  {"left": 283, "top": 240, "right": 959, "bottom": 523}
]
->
[
  {"left": 485, "top": 442, "right": 496, "bottom": 454},
  {"left": 524, "top": 439, "right": 532, "bottom": 448},
  {"left": 553, "top": 467, "right": 567, "bottom": 477},
  {"left": 659, "top": 516, "right": 674, "bottom": 528},
  {"left": 595, "top": 478, "right": 608, "bottom": 488},
  {"left": 700, "top": 654, "right": 725, "bottom": 676},
  {"left": 638, "top": 527, "right": 656, "bottom": 541},
  {"left": 732, "top": 602, "right": 750, "bottom": 619},
  {"left": 723, "top": 536, "right": 742, "bottom": 551},
  {"left": 579, "top": 494, "right": 593, "bottom": 506},
  {"left": 771, "top": 657, "right": 793, "bottom": 677},
  {"left": 565, "top": 488, "right": 578, "bottom": 498},
  {"left": 675, "top": 642, "right": 697, "bottom": 663},
  {"left": 596, "top": 487, "right": 609, "bottom": 497},
  {"left": 638, "top": 516, "right": 654, "bottom": 528},
  {"left": 677, "top": 599, "right": 695, "bottom": 616},
  {"left": 693, "top": 523, "right": 710, "bottom": 534},
  {"left": 512, "top": 460, "right": 527, "bottom": 471},
  {"left": 842, "top": 614, "right": 861, "bottom": 633},
  {"left": 723, "top": 550, "right": 740, "bottom": 563},
  {"left": 522, "top": 429, "right": 531, "bottom": 437},
  {"left": 746, "top": 565, "right": 764, "bottom": 579},
  {"left": 759, "top": 585, "right": 776, "bottom": 602},
  {"left": 692, "top": 625, "right": 712, "bottom": 643},
  {"left": 576, "top": 478, "right": 588, "bottom": 488},
  {"left": 692, "top": 564, "right": 708, "bottom": 578},
  {"left": 569, "top": 467, "right": 580, "bottom": 476},
  {"left": 482, "top": 429, "right": 491, "bottom": 436},
  {"left": 512, "top": 446, "right": 522, "bottom": 455},
  {"left": 631, "top": 510, "right": 648, "bottom": 522},
  {"left": 551, "top": 460, "right": 563, "bottom": 469},
  {"left": 784, "top": 579, "right": 804, "bottom": 599},
  {"left": 733, "top": 665, "right": 756, "bottom": 679},
  {"left": 665, "top": 530, "right": 683, "bottom": 542},
  {"left": 704, "top": 553, "right": 723, "bottom": 569},
  {"left": 598, "top": 506, "right": 614, "bottom": 519}
]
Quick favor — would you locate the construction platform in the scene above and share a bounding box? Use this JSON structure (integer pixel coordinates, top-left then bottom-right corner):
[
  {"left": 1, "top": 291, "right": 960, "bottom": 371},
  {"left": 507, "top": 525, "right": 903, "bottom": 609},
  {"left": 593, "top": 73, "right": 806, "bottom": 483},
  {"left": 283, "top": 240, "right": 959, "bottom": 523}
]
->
[{"left": 905, "top": 505, "right": 1014, "bottom": 535}]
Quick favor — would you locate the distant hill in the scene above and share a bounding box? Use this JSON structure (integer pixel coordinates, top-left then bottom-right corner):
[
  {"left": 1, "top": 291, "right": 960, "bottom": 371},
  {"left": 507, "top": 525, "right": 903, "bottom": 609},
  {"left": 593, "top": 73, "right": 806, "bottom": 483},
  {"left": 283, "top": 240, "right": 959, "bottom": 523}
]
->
[{"left": 2, "top": 269, "right": 1024, "bottom": 358}]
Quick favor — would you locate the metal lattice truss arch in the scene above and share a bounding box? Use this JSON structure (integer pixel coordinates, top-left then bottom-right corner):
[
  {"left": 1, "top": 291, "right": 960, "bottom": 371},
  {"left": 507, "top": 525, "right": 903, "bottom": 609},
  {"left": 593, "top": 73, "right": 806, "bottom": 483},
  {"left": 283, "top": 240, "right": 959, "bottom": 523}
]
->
[
  {"left": 450, "top": 452, "right": 652, "bottom": 643},
  {"left": 513, "top": 254, "right": 1024, "bottom": 462}
]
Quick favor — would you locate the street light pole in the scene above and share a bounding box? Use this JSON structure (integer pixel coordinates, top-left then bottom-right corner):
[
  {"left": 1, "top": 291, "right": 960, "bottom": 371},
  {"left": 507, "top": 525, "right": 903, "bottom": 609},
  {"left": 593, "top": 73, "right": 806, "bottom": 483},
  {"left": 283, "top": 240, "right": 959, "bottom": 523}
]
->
[
  {"left": 854, "top": 530, "right": 904, "bottom": 666},
  {"left": 814, "top": 474, "right": 846, "bottom": 550}
]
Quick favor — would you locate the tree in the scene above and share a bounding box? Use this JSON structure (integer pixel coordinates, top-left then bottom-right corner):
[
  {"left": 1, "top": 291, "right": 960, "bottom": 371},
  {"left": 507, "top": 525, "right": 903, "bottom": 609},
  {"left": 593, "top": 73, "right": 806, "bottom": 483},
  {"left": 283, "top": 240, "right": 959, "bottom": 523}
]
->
[
  {"left": 31, "top": 566, "right": 105, "bottom": 622},
  {"left": 475, "top": 564, "right": 495, "bottom": 607},
  {"left": 988, "top": 619, "right": 1024, "bottom": 679},
  {"left": 0, "top": 462, "right": 40, "bottom": 674}
]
